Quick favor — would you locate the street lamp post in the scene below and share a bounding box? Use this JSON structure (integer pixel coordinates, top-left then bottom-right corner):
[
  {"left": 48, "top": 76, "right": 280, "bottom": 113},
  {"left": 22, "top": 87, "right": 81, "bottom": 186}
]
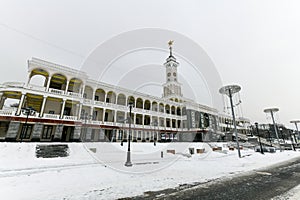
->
[
  {"left": 219, "top": 84, "right": 242, "bottom": 158},
  {"left": 125, "top": 102, "right": 133, "bottom": 167},
  {"left": 255, "top": 122, "right": 264, "bottom": 154},
  {"left": 151, "top": 121, "right": 158, "bottom": 146},
  {"left": 264, "top": 108, "right": 282, "bottom": 152},
  {"left": 20, "top": 107, "right": 36, "bottom": 142}
]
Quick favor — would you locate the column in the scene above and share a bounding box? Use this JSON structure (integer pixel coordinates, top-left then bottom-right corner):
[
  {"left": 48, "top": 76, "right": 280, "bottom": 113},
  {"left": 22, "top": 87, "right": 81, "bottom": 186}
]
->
[
  {"left": 104, "top": 93, "right": 107, "bottom": 103},
  {"left": 77, "top": 103, "right": 82, "bottom": 119},
  {"left": 46, "top": 75, "right": 51, "bottom": 91},
  {"left": 90, "top": 106, "right": 94, "bottom": 120},
  {"left": 142, "top": 115, "right": 145, "bottom": 126},
  {"left": 16, "top": 93, "right": 26, "bottom": 116},
  {"left": 80, "top": 84, "right": 86, "bottom": 96},
  {"left": 102, "top": 109, "right": 106, "bottom": 122},
  {"left": 39, "top": 96, "right": 47, "bottom": 117},
  {"left": 92, "top": 89, "right": 96, "bottom": 101},
  {"left": 133, "top": 113, "right": 136, "bottom": 124},
  {"left": 0, "top": 94, "right": 5, "bottom": 109},
  {"left": 64, "top": 80, "right": 70, "bottom": 94},
  {"left": 60, "top": 99, "right": 66, "bottom": 119},
  {"left": 114, "top": 110, "right": 117, "bottom": 123}
]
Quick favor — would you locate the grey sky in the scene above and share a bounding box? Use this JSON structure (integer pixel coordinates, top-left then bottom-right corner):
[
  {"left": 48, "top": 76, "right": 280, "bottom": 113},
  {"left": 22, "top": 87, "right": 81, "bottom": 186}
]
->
[{"left": 0, "top": 0, "right": 300, "bottom": 128}]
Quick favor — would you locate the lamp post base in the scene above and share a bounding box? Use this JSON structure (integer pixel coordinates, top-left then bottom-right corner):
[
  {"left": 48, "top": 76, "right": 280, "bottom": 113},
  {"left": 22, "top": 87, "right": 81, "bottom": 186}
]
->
[{"left": 125, "top": 151, "right": 132, "bottom": 167}]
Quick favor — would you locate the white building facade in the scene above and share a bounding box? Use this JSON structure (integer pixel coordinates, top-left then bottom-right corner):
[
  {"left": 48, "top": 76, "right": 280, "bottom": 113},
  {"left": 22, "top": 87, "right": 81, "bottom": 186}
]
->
[{"left": 0, "top": 43, "right": 250, "bottom": 142}]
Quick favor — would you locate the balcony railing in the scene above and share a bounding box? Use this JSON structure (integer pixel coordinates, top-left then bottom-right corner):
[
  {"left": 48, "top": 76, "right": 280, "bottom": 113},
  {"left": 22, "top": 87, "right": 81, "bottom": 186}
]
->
[
  {"left": 91, "top": 120, "right": 102, "bottom": 125},
  {"left": 27, "top": 84, "right": 46, "bottom": 91},
  {"left": 0, "top": 108, "right": 16, "bottom": 116},
  {"left": 103, "top": 121, "right": 114, "bottom": 126},
  {"left": 48, "top": 88, "right": 64, "bottom": 95},
  {"left": 83, "top": 99, "right": 93, "bottom": 104},
  {"left": 67, "top": 91, "right": 82, "bottom": 98},
  {"left": 43, "top": 113, "right": 60, "bottom": 119},
  {"left": 63, "top": 115, "right": 77, "bottom": 121},
  {"left": 3, "top": 82, "right": 25, "bottom": 88}
]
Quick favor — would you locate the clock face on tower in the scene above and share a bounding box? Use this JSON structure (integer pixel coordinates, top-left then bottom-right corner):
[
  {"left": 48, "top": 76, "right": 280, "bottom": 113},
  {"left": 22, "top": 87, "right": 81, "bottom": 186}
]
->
[
  {"left": 167, "top": 72, "right": 171, "bottom": 77},
  {"left": 173, "top": 72, "right": 176, "bottom": 77}
]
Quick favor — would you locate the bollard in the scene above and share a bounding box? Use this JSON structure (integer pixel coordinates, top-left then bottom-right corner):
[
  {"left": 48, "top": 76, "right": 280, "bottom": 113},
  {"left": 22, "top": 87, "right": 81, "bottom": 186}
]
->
[{"left": 161, "top": 151, "right": 163, "bottom": 158}]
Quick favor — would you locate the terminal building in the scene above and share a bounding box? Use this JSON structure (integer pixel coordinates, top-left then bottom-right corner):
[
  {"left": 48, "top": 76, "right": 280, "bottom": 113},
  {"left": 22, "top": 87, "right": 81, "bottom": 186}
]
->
[{"left": 0, "top": 43, "right": 250, "bottom": 142}]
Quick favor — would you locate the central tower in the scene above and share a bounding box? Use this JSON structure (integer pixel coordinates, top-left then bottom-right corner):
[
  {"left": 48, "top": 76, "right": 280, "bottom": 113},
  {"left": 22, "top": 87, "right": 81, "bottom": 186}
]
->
[{"left": 163, "top": 41, "right": 183, "bottom": 99}]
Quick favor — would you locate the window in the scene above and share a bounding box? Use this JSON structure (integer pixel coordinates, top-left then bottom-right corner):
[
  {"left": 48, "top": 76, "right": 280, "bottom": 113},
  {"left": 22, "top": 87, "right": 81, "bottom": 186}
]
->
[
  {"left": 94, "top": 96, "right": 99, "bottom": 101},
  {"left": 42, "top": 125, "right": 53, "bottom": 139},
  {"left": 118, "top": 130, "right": 123, "bottom": 140},
  {"left": 20, "top": 124, "right": 33, "bottom": 140}
]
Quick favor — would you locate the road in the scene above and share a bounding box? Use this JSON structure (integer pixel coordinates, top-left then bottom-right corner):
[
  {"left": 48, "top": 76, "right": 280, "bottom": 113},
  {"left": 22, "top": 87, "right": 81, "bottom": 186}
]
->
[{"left": 129, "top": 156, "right": 300, "bottom": 200}]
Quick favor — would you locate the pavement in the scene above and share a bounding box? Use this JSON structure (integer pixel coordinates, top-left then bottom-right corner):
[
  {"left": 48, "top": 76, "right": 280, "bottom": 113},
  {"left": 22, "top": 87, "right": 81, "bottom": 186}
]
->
[{"left": 129, "top": 156, "right": 300, "bottom": 200}]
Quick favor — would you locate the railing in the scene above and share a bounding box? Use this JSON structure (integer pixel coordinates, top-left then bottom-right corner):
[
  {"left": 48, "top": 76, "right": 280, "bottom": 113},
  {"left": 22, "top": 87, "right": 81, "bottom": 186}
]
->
[
  {"left": 48, "top": 88, "right": 64, "bottom": 95},
  {"left": 115, "top": 122, "right": 124, "bottom": 127},
  {"left": 0, "top": 108, "right": 16, "bottom": 116},
  {"left": 91, "top": 120, "right": 102, "bottom": 125},
  {"left": 83, "top": 99, "right": 93, "bottom": 104},
  {"left": 20, "top": 112, "right": 39, "bottom": 118},
  {"left": 63, "top": 115, "right": 77, "bottom": 121},
  {"left": 103, "top": 122, "right": 114, "bottom": 126},
  {"left": 3, "top": 82, "right": 25, "bottom": 88},
  {"left": 43, "top": 113, "right": 60, "bottom": 119},
  {"left": 67, "top": 91, "right": 82, "bottom": 98},
  {"left": 135, "top": 124, "right": 144, "bottom": 129},
  {"left": 27, "top": 84, "right": 46, "bottom": 91},
  {"left": 94, "top": 100, "right": 105, "bottom": 106}
]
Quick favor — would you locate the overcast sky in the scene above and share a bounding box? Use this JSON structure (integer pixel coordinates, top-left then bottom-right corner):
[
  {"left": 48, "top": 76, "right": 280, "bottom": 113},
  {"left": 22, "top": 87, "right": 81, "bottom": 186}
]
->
[{"left": 1, "top": 0, "right": 300, "bottom": 128}]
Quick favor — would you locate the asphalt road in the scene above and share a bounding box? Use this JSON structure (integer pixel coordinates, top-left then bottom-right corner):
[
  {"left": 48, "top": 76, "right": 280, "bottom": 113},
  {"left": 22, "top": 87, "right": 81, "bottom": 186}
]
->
[{"left": 127, "top": 156, "right": 300, "bottom": 200}]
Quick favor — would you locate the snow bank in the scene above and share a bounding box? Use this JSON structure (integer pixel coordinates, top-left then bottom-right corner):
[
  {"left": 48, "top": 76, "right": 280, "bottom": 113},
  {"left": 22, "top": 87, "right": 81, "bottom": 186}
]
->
[{"left": 0, "top": 142, "right": 299, "bottom": 200}]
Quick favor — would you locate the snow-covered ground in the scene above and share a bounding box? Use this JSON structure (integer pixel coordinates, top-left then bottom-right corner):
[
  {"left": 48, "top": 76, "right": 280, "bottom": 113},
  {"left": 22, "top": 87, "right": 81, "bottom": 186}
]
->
[{"left": 0, "top": 142, "right": 300, "bottom": 200}]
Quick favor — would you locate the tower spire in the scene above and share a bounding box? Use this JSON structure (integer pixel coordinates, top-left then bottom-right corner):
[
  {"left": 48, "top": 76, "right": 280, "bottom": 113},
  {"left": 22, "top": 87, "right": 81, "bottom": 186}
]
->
[
  {"left": 163, "top": 40, "right": 182, "bottom": 98},
  {"left": 168, "top": 40, "right": 174, "bottom": 57}
]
